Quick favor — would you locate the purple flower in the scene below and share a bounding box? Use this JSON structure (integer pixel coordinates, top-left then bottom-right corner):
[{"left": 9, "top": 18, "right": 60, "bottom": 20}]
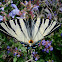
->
[
  {"left": 32, "top": 52, "right": 36, "bottom": 55},
  {"left": 42, "top": 40, "right": 46, "bottom": 46},
  {"left": 7, "top": 50, "right": 10, "bottom": 54},
  {"left": 47, "top": 13, "right": 52, "bottom": 20},
  {"left": 7, "top": 46, "right": 10, "bottom": 49},
  {"left": 3, "top": 0, "right": 5, "bottom": 2},
  {"left": 9, "top": 9, "right": 20, "bottom": 18},
  {"left": 15, "top": 47, "right": 18, "bottom": 50},
  {"left": 35, "top": 57, "right": 38, "bottom": 61},
  {"left": 45, "top": 45, "right": 49, "bottom": 48},
  {"left": 32, "top": 52, "right": 37, "bottom": 55},
  {"left": 17, "top": 54, "right": 20, "bottom": 57},
  {"left": 0, "top": 2, "right": 2, "bottom": 5},
  {"left": 0, "top": 15, "right": 3, "bottom": 21},
  {"left": 50, "top": 47, "right": 53, "bottom": 51},
  {"left": 0, "top": 7, "right": 4, "bottom": 11},
  {"left": 54, "top": 11, "right": 57, "bottom": 16},
  {"left": 11, "top": 0, "right": 13, "bottom": 3},
  {"left": 52, "top": 0, "right": 56, "bottom": 3},
  {"left": 19, "top": 49, "right": 21, "bottom": 52},
  {"left": 32, "top": 52, "right": 39, "bottom": 61},
  {"left": 46, "top": 49, "right": 49, "bottom": 53},
  {"left": 47, "top": 40, "right": 49, "bottom": 42},
  {"left": 32, "top": 6, "right": 39, "bottom": 11},
  {"left": 52, "top": 60, "right": 54, "bottom": 62},
  {"left": 45, "top": 0, "right": 49, "bottom": 5},
  {"left": 43, "top": 48, "right": 46, "bottom": 51},
  {"left": 11, "top": 4, "right": 18, "bottom": 9},
  {"left": 61, "top": 33, "right": 62, "bottom": 36},
  {"left": 59, "top": 7, "right": 62, "bottom": 12},
  {"left": 13, "top": 52, "right": 17, "bottom": 56}
]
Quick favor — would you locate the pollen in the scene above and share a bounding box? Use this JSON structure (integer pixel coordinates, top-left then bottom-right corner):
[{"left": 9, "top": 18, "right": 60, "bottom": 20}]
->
[{"left": 29, "top": 40, "right": 33, "bottom": 43}]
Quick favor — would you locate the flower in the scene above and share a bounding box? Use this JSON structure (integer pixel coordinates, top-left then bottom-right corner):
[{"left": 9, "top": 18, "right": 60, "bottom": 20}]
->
[
  {"left": 46, "top": 49, "right": 49, "bottom": 53},
  {"left": 32, "top": 52, "right": 39, "bottom": 61},
  {"left": 9, "top": 3, "right": 21, "bottom": 18},
  {"left": 50, "top": 47, "right": 53, "bottom": 51},
  {"left": 9, "top": 9, "right": 20, "bottom": 18},
  {"left": 61, "top": 33, "right": 62, "bottom": 36},
  {"left": 32, "top": 52, "right": 36, "bottom": 55},
  {"left": 7, "top": 46, "right": 24, "bottom": 58},
  {"left": 39, "top": 40, "right": 53, "bottom": 53},
  {"left": 13, "top": 52, "right": 17, "bottom": 56},
  {"left": 0, "top": 2, "right": 2, "bottom": 5},
  {"left": 35, "top": 57, "right": 38, "bottom": 61},
  {"left": 0, "top": 15, "right": 3, "bottom": 21},
  {"left": 17, "top": 54, "right": 20, "bottom": 57},
  {"left": 59, "top": 7, "right": 62, "bottom": 12},
  {"left": 47, "top": 13, "right": 52, "bottom": 20},
  {"left": 7, "top": 46, "right": 10, "bottom": 49},
  {"left": 0, "top": 7, "right": 4, "bottom": 11},
  {"left": 7, "top": 50, "right": 10, "bottom": 54},
  {"left": 19, "top": 49, "right": 21, "bottom": 52},
  {"left": 32, "top": 5, "right": 39, "bottom": 11},
  {"left": 11, "top": 4, "right": 18, "bottom": 9},
  {"left": 15, "top": 47, "right": 18, "bottom": 51},
  {"left": 41, "top": 40, "right": 46, "bottom": 46},
  {"left": 11, "top": 0, "right": 13, "bottom": 3}
]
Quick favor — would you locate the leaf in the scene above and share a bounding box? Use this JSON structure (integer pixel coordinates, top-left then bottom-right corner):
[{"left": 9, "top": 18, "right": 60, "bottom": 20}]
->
[
  {"left": 21, "top": 47, "right": 26, "bottom": 52},
  {"left": 13, "top": 57, "right": 17, "bottom": 62},
  {"left": 0, "top": 52, "right": 4, "bottom": 58}
]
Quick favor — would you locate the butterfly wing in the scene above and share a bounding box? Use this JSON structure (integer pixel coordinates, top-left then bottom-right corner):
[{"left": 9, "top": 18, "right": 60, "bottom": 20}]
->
[
  {"left": 32, "top": 18, "right": 60, "bottom": 44},
  {"left": 0, "top": 18, "right": 30, "bottom": 45},
  {"left": 0, "top": 18, "right": 60, "bottom": 46}
]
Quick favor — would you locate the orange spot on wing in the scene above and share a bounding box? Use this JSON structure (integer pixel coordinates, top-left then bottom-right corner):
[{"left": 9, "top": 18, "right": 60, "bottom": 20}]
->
[{"left": 29, "top": 40, "right": 33, "bottom": 43}]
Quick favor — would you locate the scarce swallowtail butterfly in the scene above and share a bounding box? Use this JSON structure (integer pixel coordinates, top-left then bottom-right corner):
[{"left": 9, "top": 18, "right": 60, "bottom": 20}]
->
[{"left": 0, "top": 18, "right": 60, "bottom": 46}]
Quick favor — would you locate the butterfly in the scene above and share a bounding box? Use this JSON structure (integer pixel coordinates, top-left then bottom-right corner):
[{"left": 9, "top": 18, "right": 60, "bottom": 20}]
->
[{"left": 0, "top": 18, "right": 60, "bottom": 46}]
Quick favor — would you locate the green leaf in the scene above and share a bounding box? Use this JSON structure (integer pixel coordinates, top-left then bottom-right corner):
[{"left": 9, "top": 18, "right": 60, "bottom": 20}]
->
[
  {"left": 13, "top": 57, "right": 17, "bottom": 62},
  {"left": 21, "top": 47, "right": 26, "bottom": 52},
  {"left": 0, "top": 53, "right": 3, "bottom": 58}
]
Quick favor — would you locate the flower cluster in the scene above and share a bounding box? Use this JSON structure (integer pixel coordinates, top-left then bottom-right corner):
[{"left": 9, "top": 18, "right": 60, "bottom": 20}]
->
[
  {"left": 39, "top": 40, "right": 53, "bottom": 53},
  {"left": 0, "top": 0, "right": 62, "bottom": 23},
  {"left": 32, "top": 52, "right": 39, "bottom": 61},
  {"left": 0, "top": 0, "right": 41, "bottom": 21},
  {"left": 7, "top": 46, "right": 24, "bottom": 57},
  {"left": 9, "top": 1, "right": 39, "bottom": 19}
]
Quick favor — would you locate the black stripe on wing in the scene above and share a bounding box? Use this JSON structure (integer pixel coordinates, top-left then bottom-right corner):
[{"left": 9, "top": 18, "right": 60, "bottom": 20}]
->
[
  {"left": 6, "top": 21, "right": 17, "bottom": 35},
  {"left": 17, "top": 19, "right": 28, "bottom": 39},
  {"left": 42, "top": 19, "right": 61, "bottom": 36},
  {"left": 0, "top": 23, "right": 10, "bottom": 35}
]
